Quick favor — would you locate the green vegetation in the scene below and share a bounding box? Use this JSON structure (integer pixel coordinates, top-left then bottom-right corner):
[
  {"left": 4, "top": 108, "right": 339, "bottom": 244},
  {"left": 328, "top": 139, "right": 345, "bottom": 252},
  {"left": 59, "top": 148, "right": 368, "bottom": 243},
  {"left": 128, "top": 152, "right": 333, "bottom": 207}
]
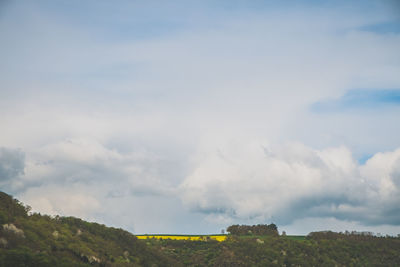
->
[
  {"left": 282, "top": 235, "right": 307, "bottom": 241},
  {"left": 1, "top": 191, "right": 400, "bottom": 266}
]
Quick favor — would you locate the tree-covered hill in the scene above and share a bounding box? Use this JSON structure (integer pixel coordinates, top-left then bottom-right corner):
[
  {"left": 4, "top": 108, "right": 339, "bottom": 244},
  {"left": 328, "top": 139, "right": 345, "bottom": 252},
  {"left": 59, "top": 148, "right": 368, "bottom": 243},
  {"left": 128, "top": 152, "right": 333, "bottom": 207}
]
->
[
  {"left": 0, "top": 191, "right": 178, "bottom": 266},
  {"left": 1, "top": 190, "right": 400, "bottom": 266}
]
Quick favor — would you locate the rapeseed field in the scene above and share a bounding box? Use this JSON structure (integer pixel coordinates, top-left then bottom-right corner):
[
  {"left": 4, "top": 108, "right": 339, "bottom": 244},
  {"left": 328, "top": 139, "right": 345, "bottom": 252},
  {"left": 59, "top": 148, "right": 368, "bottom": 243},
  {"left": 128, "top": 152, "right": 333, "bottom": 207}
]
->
[{"left": 136, "top": 235, "right": 227, "bottom": 242}]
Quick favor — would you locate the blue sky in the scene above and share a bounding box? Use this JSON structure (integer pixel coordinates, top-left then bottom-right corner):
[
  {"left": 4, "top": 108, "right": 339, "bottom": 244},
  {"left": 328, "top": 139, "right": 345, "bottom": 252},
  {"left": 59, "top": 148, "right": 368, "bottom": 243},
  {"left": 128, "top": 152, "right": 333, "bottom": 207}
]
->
[
  {"left": 312, "top": 89, "right": 400, "bottom": 111},
  {"left": 1, "top": 0, "right": 400, "bottom": 235}
]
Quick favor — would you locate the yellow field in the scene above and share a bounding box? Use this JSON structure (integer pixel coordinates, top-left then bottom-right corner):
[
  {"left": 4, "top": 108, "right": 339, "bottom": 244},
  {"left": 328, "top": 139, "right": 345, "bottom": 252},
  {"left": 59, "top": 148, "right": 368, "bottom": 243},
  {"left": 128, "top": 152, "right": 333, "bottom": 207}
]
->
[{"left": 136, "top": 235, "right": 227, "bottom": 242}]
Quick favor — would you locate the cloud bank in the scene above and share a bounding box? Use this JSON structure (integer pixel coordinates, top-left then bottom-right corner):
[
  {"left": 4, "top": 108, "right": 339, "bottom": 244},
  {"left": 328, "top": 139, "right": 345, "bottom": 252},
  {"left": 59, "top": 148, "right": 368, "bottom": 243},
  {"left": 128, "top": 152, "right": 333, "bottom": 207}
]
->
[{"left": 3, "top": 139, "right": 400, "bottom": 233}]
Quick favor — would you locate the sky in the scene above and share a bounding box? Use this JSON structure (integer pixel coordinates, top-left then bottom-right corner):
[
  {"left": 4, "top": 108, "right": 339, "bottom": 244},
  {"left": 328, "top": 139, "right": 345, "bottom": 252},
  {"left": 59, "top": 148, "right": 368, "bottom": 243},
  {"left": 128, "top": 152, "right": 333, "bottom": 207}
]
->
[{"left": 1, "top": 0, "right": 400, "bottom": 235}]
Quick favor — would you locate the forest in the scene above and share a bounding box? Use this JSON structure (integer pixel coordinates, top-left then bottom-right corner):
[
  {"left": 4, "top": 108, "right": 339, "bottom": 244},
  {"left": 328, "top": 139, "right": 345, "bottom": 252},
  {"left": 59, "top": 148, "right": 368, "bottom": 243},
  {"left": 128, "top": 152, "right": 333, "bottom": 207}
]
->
[{"left": 1, "top": 191, "right": 400, "bottom": 266}]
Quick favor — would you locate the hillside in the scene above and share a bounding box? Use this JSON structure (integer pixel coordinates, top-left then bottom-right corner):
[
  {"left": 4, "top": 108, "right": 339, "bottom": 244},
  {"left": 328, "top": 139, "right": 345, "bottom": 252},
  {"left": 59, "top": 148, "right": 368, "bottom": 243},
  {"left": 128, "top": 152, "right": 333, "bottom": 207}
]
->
[
  {"left": 0, "top": 191, "right": 177, "bottom": 266},
  {"left": 1, "top": 191, "right": 400, "bottom": 266}
]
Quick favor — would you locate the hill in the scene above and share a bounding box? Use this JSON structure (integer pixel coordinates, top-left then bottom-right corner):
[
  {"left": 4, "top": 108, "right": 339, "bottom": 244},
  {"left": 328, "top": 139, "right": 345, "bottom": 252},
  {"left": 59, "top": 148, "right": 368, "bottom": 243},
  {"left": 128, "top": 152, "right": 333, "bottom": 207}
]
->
[
  {"left": 1, "top": 191, "right": 400, "bottom": 266},
  {"left": 0, "top": 191, "right": 177, "bottom": 266}
]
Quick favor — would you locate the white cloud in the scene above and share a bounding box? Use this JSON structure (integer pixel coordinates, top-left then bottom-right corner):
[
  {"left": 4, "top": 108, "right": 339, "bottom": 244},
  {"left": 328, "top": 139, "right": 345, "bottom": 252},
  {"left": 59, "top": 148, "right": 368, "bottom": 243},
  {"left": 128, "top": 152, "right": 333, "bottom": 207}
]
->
[
  {"left": 180, "top": 140, "right": 400, "bottom": 226},
  {"left": 20, "top": 185, "right": 101, "bottom": 221}
]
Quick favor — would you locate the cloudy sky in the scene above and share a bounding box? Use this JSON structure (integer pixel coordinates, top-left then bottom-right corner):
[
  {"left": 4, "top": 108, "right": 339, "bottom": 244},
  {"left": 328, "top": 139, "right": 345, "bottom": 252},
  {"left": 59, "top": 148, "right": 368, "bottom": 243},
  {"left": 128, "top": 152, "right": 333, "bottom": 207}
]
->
[{"left": 1, "top": 0, "right": 400, "bottom": 235}]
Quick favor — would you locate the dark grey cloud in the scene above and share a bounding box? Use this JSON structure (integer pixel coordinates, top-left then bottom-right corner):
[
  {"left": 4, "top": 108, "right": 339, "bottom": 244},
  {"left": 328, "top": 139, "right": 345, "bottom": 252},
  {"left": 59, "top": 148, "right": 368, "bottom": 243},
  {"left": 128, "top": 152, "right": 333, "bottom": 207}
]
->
[{"left": 0, "top": 147, "right": 25, "bottom": 182}]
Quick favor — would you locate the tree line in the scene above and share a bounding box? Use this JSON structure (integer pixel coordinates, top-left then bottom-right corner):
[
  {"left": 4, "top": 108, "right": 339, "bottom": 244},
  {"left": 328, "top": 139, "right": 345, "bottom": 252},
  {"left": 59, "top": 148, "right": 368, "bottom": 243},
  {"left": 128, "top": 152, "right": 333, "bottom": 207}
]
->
[{"left": 226, "top": 223, "right": 278, "bottom": 236}]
